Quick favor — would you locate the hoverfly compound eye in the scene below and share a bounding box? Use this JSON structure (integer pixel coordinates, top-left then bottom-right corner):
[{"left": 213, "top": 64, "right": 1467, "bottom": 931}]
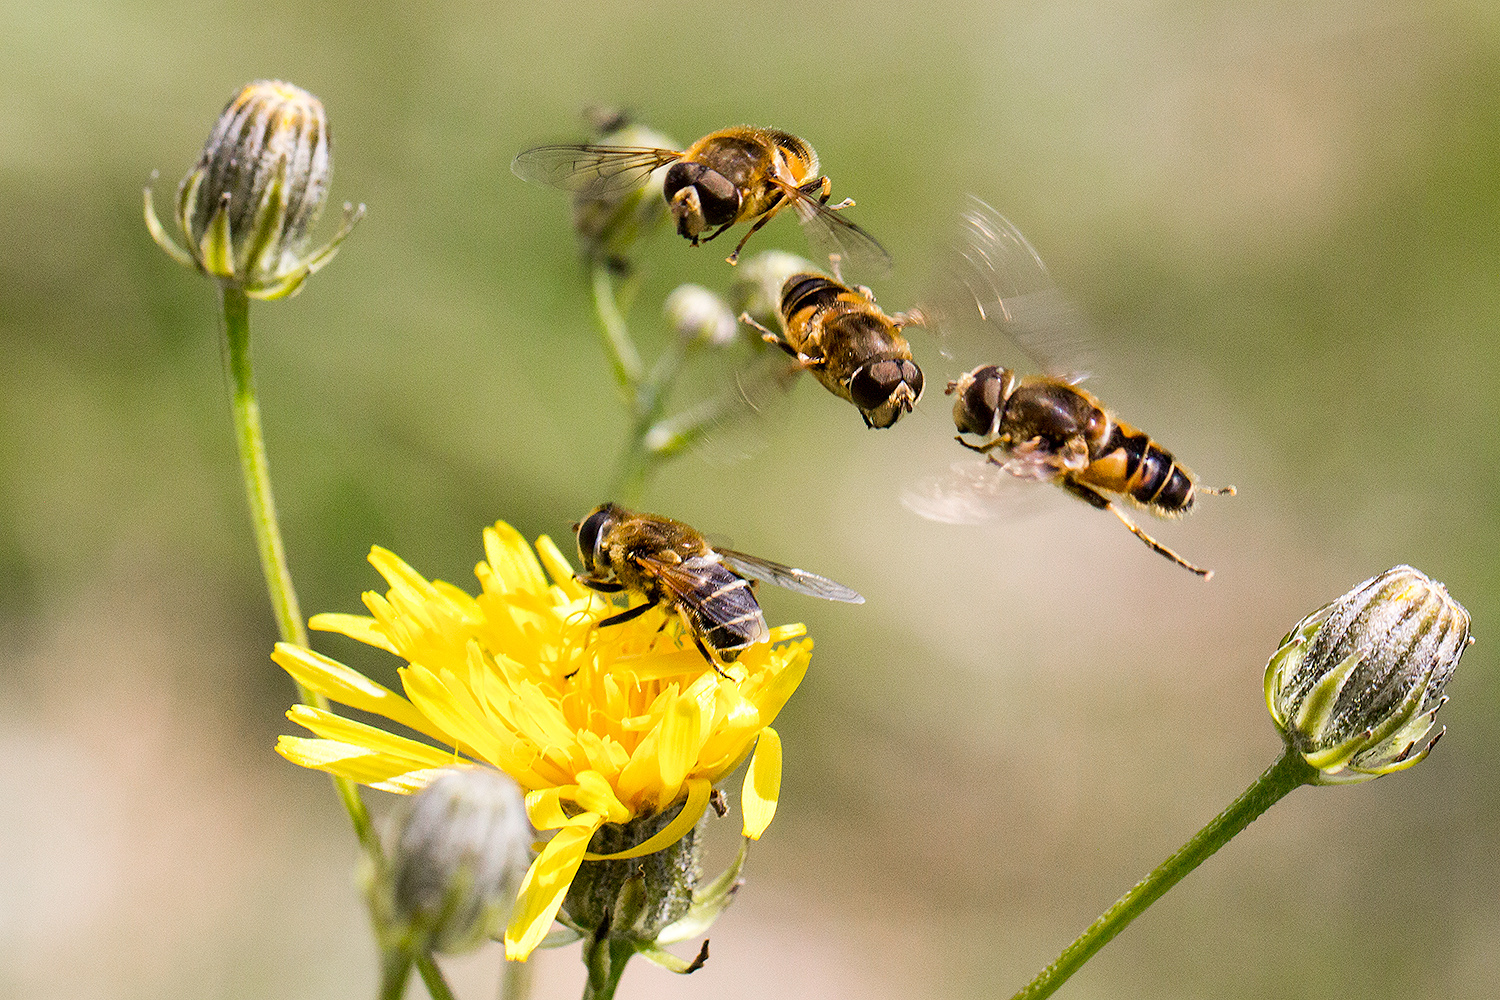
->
[
  {"left": 694, "top": 169, "right": 741, "bottom": 226},
  {"left": 849, "top": 360, "right": 900, "bottom": 411},
  {"left": 576, "top": 506, "right": 614, "bottom": 574},
  {"left": 849, "top": 359, "right": 922, "bottom": 429},
  {"left": 662, "top": 161, "right": 703, "bottom": 200},
  {"left": 951, "top": 366, "right": 1006, "bottom": 437}
]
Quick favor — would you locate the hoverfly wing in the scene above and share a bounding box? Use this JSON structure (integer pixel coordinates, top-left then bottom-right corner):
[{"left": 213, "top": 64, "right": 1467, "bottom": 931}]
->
[
  {"left": 511, "top": 144, "right": 684, "bottom": 196},
  {"left": 772, "top": 178, "right": 893, "bottom": 278},
  {"left": 716, "top": 550, "right": 865, "bottom": 604},
  {"left": 926, "top": 195, "right": 1093, "bottom": 380},
  {"left": 901, "top": 456, "right": 1058, "bottom": 525},
  {"left": 646, "top": 552, "right": 770, "bottom": 648}
]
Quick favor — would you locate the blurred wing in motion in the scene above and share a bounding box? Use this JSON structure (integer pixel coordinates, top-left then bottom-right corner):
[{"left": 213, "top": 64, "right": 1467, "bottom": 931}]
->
[
  {"left": 901, "top": 456, "right": 1061, "bottom": 525},
  {"left": 717, "top": 550, "right": 865, "bottom": 603},
  {"left": 772, "top": 178, "right": 893, "bottom": 278},
  {"left": 926, "top": 195, "right": 1093, "bottom": 379},
  {"left": 511, "top": 144, "right": 684, "bottom": 195}
]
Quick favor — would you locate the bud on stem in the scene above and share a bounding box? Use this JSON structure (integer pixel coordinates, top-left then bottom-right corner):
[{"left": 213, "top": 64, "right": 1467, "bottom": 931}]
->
[
  {"left": 1265, "top": 565, "right": 1471, "bottom": 784},
  {"left": 145, "top": 80, "right": 363, "bottom": 299},
  {"left": 372, "top": 767, "right": 532, "bottom": 957}
]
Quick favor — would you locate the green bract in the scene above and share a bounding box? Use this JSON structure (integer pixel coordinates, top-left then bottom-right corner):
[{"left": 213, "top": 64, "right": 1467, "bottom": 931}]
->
[
  {"left": 1265, "top": 565, "right": 1471, "bottom": 784},
  {"left": 145, "top": 80, "right": 362, "bottom": 299}
]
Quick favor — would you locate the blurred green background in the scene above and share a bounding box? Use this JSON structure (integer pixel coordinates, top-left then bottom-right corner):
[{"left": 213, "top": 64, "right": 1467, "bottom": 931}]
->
[{"left": 4, "top": 1, "right": 1500, "bottom": 997}]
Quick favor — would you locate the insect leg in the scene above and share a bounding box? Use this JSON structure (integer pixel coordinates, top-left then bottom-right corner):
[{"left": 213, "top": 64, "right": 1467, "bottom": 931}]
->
[
  {"left": 699, "top": 220, "right": 737, "bottom": 246},
  {"left": 685, "top": 622, "right": 730, "bottom": 678},
  {"left": 737, "top": 313, "right": 822, "bottom": 366},
  {"left": 1060, "top": 478, "right": 1213, "bottom": 579},
  {"left": 597, "top": 601, "right": 656, "bottom": 628},
  {"left": 1198, "top": 484, "right": 1237, "bottom": 497},
  {"left": 575, "top": 575, "right": 625, "bottom": 593},
  {"left": 797, "top": 176, "right": 831, "bottom": 203},
  {"left": 957, "top": 436, "right": 1004, "bottom": 454},
  {"left": 726, "top": 194, "right": 790, "bottom": 265},
  {"left": 738, "top": 311, "right": 790, "bottom": 353},
  {"left": 797, "top": 176, "right": 851, "bottom": 210}
]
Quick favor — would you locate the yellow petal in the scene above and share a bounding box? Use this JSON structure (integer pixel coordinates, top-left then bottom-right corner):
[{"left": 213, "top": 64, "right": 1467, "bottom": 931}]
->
[
  {"left": 655, "top": 690, "right": 704, "bottom": 805},
  {"left": 505, "top": 813, "right": 602, "bottom": 960},
  {"left": 276, "top": 736, "right": 446, "bottom": 792},
  {"left": 400, "top": 663, "right": 508, "bottom": 764},
  {"left": 484, "top": 522, "right": 548, "bottom": 595},
  {"left": 741, "top": 728, "right": 782, "bottom": 839},
  {"left": 272, "top": 643, "right": 446, "bottom": 741},
  {"left": 525, "top": 787, "right": 573, "bottom": 830},
  {"left": 766, "top": 623, "right": 807, "bottom": 643},
  {"left": 585, "top": 779, "right": 711, "bottom": 861},
  {"left": 746, "top": 642, "right": 811, "bottom": 726},
  {"left": 367, "top": 768, "right": 452, "bottom": 793},
  {"left": 369, "top": 545, "right": 439, "bottom": 598},
  {"left": 573, "top": 770, "right": 632, "bottom": 824},
  {"left": 613, "top": 646, "right": 706, "bottom": 682},
  {"left": 285, "top": 704, "right": 456, "bottom": 768},
  {"left": 534, "top": 534, "right": 587, "bottom": 599},
  {"left": 433, "top": 579, "right": 484, "bottom": 618},
  {"left": 307, "top": 613, "right": 398, "bottom": 654},
  {"left": 576, "top": 729, "right": 626, "bottom": 779}
]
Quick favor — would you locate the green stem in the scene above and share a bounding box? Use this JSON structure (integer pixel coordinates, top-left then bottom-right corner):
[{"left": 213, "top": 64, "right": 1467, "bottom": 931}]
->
[
  {"left": 217, "top": 285, "right": 380, "bottom": 859},
  {"left": 590, "top": 263, "right": 658, "bottom": 502},
  {"left": 219, "top": 286, "right": 309, "bottom": 649},
  {"left": 220, "top": 292, "right": 460, "bottom": 1000},
  {"left": 581, "top": 937, "right": 636, "bottom": 1000},
  {"left": 500, "top": 957, "right": 534, "bottom": 1000},
  {"left": 1009, "top": 749, "right": 1317, "bottom": 1000},
  {"left": 591, "top": 263, "right": 711, "bottom": 503},
  {"left": 378, "top": 950, "right": 413, "bottom": 1000},
  {"left": 591, "top": 264, "right": 644, "bottom": 391},
  {"left": 613, "top": 434, "right": 652, "bottom": 507},
  {"left": 415, "top": 954, "right": 458, "bottom": 1000}
]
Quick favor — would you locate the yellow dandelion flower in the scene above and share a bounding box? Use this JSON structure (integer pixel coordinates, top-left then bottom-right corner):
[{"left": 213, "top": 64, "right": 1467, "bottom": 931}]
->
[{"left": 272, "top": 521, "right": 810, "bottom": 960}]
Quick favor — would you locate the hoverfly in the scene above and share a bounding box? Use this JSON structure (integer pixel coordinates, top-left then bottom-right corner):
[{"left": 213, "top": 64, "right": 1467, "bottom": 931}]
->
[
  {"left": 738, "top": 256, "right": 925, "bottom": 429},
  {"left": 513, "top": 126, "right": 889, "bottom": 271},
  {"left": 905, "top": 197, "right": 1235, "bottom": 578},
  {"left": 574, "top": 502, "right": 863, "bottom": 666}
]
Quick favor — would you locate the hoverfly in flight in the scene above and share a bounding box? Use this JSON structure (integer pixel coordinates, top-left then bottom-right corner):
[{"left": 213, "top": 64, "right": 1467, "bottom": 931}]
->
[
  {"left": 905, "top": 197, "right": 1235, "bottom": 578},
  {"left": 738, "top": 255, "right": 925, "bottom": 429},
  {"left": 514, "top": 126, "right": 889, "bottom": 271}
]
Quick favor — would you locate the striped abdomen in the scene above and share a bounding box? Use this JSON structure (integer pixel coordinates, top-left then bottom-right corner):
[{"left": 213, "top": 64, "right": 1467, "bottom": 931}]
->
[
  {"left": 1085, "top": 420, "right": 1197, "bottom": 514},
  {"left": 673, "top": 556, "right": 768, "bottom": 661},
  {"left": 780, "top": 273, "right": 845, "bottom": 322}
]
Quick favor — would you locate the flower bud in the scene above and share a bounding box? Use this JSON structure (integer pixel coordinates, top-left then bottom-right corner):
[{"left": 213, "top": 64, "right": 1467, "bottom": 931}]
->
[
  {"left": 1265, "top": 565, "right": 1471, "bottom": 784},
  {"left": 664, "top": 284, "right": 739, "bottom": 347},
  {"left": 728, "top": 250, "right": 817, "bottom": 328},
  {"left": 373, "top": 767, "right": 532, "bottom": 955},
  {"left": 145, "top": 80, "right": 363, "bottom": 299}
]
